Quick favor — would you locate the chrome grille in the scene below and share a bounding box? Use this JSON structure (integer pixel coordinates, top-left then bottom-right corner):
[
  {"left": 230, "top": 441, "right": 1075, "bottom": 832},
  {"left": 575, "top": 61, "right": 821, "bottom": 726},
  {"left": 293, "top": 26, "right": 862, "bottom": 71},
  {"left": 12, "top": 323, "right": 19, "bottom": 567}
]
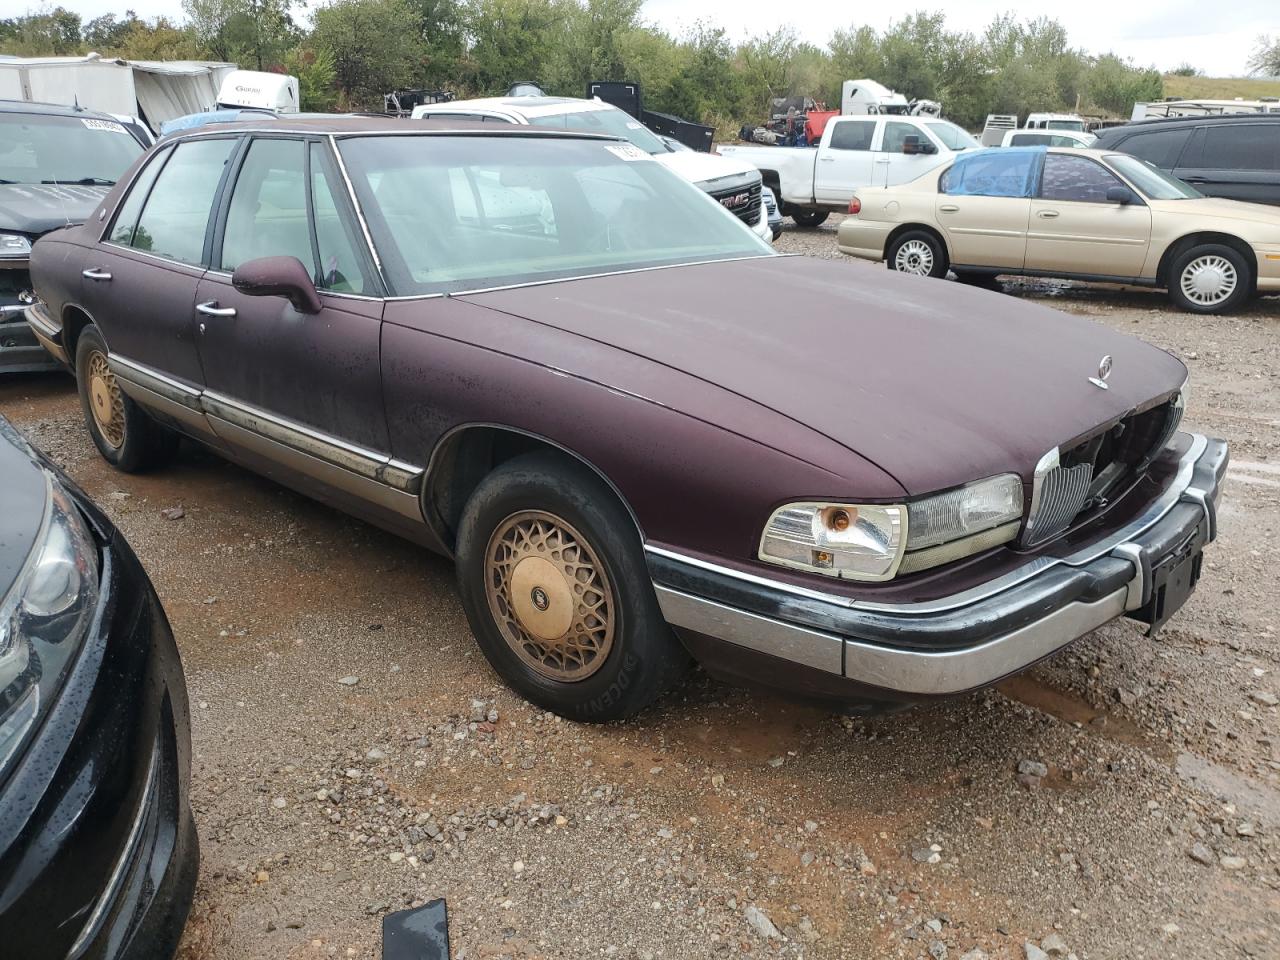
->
[
  {"left": 710, "top": 182, "right": 763, "bottom": 225},
  {"left": 1023, "top": 460, "right": 1094, "bottom": 546}
]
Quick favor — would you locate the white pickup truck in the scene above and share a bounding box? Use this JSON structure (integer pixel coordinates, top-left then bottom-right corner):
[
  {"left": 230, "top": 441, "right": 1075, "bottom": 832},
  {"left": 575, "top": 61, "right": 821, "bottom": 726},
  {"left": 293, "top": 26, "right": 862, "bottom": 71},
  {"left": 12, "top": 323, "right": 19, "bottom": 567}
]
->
[{"left": 720, "top": 114, "right": 977, "bottom": 227}]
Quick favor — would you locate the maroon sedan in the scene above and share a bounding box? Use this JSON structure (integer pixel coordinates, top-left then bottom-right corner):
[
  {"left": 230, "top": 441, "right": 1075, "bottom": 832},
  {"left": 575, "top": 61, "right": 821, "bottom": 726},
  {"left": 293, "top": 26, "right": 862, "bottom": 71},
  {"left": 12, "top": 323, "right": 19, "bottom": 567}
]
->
[{"left": 25, "top": 118, "right": 1228, "bottom": 721}]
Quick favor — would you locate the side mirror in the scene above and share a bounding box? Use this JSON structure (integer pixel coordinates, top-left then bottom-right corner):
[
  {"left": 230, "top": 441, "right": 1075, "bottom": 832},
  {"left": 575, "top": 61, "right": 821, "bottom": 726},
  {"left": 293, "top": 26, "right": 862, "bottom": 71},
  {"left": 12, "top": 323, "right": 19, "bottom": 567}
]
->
[
  {"left": 1106, "top": 185, "right": 1135, "bottom": 205},
  {"left": 231, "top": 256, "right": 322, "bottom": 314},
  {"left": 901, "top": 136, "right": 938, "bottom": 156}
]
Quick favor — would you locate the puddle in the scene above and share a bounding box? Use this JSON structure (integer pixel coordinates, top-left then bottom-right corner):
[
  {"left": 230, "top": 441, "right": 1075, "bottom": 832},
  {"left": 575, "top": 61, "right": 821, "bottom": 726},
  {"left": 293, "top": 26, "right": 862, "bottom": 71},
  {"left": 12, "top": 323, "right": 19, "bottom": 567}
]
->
[
  {"left": 1175, "top": 752, "right": 1280, "bottom": 826},
  {"left": 997, "top": 675, "right": 1172, "bottom": 759}
]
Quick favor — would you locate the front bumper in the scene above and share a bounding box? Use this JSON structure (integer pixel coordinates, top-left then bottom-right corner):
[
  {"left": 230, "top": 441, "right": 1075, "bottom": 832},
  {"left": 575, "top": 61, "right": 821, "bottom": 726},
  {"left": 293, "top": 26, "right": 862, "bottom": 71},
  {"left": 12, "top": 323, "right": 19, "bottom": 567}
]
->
[
  {"left": 0, "top": 492, "right": 197, "bottom": 958},
  {"left": 1256, "top": 246, "right": 1280, "bottom": 293},
  {"left": 648, "top": 433, "right": 1228, "bottom": 702},
  {"left": 1, "top": 298, "right": 60, "bottom": 373}
]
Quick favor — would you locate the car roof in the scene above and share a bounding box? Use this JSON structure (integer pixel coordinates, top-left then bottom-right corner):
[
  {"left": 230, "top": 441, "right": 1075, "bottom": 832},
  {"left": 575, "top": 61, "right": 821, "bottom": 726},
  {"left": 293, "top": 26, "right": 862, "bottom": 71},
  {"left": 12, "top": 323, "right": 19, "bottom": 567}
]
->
[
  {"left": 0, "top": 98, "right": 125, "bottom": 122},
  {"left": 1100, "top": 113, "right": 1280, "bottom": 137},
  {"left": 417, "top": 96, "right": 615, "bottom": 118},
  {"left": 166, "top": 115, "right": 623, "bottom": 140}
]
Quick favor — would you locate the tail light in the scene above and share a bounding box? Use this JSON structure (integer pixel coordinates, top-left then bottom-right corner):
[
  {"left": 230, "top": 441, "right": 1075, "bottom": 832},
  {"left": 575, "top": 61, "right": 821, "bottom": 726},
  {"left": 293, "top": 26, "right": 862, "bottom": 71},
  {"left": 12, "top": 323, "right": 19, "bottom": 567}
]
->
[{"left": 848, "top": 197, "right": 862, "bottom": 215}]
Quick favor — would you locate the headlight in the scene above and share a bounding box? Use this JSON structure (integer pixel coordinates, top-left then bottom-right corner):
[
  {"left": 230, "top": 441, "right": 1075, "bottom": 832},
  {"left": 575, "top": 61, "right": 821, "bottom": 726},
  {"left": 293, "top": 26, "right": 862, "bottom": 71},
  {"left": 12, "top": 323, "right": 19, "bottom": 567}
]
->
[
  {"left": 759, "top": 474, "right": 1024, "bottom": 581},
  {"left": 0, "top": 477, "right": 100, "bottom": 774},
  {"left": 0, "top": 233, "right": 33, "bottom": 259}
]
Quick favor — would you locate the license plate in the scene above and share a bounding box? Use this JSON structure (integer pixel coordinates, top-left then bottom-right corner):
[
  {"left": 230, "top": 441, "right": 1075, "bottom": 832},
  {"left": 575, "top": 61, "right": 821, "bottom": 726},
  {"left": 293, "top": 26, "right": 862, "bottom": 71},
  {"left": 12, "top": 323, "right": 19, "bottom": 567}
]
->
[{"left": 1138, "top": 540, "right": 1203, "bottom": 634}]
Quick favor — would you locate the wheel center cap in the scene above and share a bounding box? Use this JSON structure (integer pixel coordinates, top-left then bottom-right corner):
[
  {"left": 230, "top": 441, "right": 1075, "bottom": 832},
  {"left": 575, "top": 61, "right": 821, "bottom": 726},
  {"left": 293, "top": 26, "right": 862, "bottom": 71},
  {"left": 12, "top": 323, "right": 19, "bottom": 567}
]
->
[
  {"left": 90, "top": 375, "right": 111, "bottom": 416},
  {"left": 509, "top": 556, "right": 573, "bottom": 641},
  {"left": 1194, "top": 269, "right": 1223, "bottom": 294}
]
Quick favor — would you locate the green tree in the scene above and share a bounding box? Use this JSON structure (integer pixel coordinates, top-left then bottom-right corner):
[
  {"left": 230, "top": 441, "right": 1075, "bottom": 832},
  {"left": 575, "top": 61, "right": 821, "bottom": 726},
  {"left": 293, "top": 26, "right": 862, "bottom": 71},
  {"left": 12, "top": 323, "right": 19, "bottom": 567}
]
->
[
  {"left": 312, "top": 0, "right": 425, "bottom": 108},
  {"left": 1086, "top": 54, "right": 1161, "bottom": 115},
  {"left": 183, "top": 0, "right": 298, "bottom": 69},
  {"left": 1249, "top": 36, "right": 1280, "bottom": 76},
  {"left": 283, "top": 44, "right": 338, "bottom": 110},
  {"left": 0, "top": 6, "right": 83, "bottom": 55}
]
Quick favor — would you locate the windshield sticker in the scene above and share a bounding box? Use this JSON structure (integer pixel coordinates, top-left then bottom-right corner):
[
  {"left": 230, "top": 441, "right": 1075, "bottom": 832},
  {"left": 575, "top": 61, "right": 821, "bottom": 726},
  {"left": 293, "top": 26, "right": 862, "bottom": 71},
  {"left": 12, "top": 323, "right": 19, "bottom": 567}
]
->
[
  {"left": 81, "top": 118, "right": 128, "bottom": 135},
  {"left": 604, "top": 143, "right": 649, "bottom": 162}
]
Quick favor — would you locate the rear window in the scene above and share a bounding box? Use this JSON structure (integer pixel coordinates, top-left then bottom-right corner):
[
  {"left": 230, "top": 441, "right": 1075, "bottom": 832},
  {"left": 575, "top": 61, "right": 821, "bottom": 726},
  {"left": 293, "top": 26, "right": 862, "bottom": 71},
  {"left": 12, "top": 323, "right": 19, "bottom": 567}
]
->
[
  {"left": 828, "top": 120, "right": 874, "bottom": 151},
  {"left": 527, "top": 107, "right": 668, "bottom": 155},
  {"left": 1113, "top": 128, "right": 1192, "bottom": 168},
  {"left": 1196, "top": 124, "right": 1280, "bottom": 171}
]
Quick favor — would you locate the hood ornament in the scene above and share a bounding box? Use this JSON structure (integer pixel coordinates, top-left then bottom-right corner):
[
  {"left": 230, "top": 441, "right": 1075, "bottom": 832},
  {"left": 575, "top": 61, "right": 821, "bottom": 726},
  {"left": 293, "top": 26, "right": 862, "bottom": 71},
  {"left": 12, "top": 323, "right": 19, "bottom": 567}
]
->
[{"left": 1089, "top": 355, "right": 1112, "bottom": 390}]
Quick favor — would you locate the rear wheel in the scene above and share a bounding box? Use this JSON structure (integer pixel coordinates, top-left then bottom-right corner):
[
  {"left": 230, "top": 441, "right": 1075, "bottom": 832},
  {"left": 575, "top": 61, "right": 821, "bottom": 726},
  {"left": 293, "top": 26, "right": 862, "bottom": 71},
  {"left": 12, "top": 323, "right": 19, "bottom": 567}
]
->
[
  {"left": 887, "top": 230, "right": 948, "bottom": 279},
  {"left": 789, "top": 208, "right": 829, "bottom": 228},
  {"left": 1167, "top": 243, "right": 1252, "bottom": 314},
  {"left": 75, "top": 325, "right": 178, "bottom": 472},
  {"left": 455, "top": 453, "right": 690, "bottom": 722}
]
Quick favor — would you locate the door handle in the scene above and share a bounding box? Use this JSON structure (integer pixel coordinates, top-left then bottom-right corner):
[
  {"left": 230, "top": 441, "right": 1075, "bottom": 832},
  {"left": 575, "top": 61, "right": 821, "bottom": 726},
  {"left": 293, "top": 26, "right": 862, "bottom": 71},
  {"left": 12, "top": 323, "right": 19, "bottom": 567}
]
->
[
  {"left": 82, "top": 268, "right": 112, "bottom": 281},
  {"left": 818, "top": 156, "right": 835, "bottom": 162},
  {"left": 1037, "top": 210, "right": 1060, "bottom": 219},
  {"left": 939, "top": 204, "right": 959, "bottom": 213},
  {"left": 196, "top": 300, "right": 237, "bottom": 318}
]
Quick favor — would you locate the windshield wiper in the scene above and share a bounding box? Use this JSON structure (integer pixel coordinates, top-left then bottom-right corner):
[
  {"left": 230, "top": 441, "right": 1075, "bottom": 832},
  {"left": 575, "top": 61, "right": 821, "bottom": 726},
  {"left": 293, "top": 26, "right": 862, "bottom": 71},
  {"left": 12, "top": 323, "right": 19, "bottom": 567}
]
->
[{"left": 41, "top": 177, "right": 116, "bottom": 186}]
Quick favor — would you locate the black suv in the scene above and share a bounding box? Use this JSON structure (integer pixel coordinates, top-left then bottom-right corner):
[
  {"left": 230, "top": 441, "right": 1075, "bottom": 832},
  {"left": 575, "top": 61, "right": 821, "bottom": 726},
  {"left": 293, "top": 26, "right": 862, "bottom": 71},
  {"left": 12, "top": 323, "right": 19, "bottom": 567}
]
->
[{"left": 1094, "top": 114, "right": 1280, "bottom": 206}]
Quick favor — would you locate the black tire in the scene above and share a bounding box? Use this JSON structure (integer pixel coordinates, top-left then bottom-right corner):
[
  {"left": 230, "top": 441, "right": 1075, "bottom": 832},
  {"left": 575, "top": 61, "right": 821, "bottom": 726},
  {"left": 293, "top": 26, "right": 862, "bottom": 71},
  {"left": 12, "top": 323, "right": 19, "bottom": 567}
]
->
[
  {"left": 455, "top": 452, "right": 690, "bottom": 722},
  {"left": 886, "top": 230, "right": 948, "bottom": 279},
  {"left": 953, "top": 269, "right": 1003, "bottom": 291},
  {"left": 789, "top": 208, "right": 829, "bottom": 228},
  {"left": 1166, "top": 243, "right": 1253, "bottom": 314},
  {"left": 75, "top": 325, "right": 178, "bottom": 472}
]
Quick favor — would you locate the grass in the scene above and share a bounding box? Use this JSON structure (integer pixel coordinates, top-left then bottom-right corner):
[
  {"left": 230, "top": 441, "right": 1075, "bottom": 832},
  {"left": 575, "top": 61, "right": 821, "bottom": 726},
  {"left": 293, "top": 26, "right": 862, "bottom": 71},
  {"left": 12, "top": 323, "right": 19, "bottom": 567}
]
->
[{"left": 1162, "top": 74, "right": 1280, "bottom": 101}]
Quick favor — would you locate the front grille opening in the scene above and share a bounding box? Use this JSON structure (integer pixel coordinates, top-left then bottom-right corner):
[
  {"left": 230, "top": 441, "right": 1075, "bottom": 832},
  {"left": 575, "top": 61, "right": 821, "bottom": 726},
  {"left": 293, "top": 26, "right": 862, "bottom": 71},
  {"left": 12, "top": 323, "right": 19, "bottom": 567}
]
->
[
  {"left": 1022, "top": 398, "right": 1182, "bottom": 547},
  {"left": 711, "top": 182, "right": 763, "bottom": 225}
]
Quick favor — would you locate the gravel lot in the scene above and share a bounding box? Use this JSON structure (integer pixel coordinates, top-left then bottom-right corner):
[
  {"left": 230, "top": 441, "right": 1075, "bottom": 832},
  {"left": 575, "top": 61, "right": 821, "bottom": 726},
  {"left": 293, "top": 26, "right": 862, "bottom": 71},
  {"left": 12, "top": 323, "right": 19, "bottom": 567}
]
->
[{"left": 2, "top": 218, "right": 1278, "bottom": 960}]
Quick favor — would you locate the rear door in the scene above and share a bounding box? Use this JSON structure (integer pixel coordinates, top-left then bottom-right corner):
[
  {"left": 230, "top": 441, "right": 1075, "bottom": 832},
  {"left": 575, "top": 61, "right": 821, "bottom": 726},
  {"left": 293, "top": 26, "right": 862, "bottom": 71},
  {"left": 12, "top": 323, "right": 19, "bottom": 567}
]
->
[
  {"left": 1173, "top": 122, "right": 1280, "bottom": 205},
  {"left": 81, "top": 135, "right": 239, "bottom": 438},
  {"left": 1025, "top": 153, "right": 1152, "bottom": 277},
  {"left": 813, "top": 118, "right": 878, "bottom": 204},
  {"left": 193, "top": 136, "right": 391, "bottom": 476},
  {"left": 934, "top": 150, "right": 1033, "bottom": 269}
]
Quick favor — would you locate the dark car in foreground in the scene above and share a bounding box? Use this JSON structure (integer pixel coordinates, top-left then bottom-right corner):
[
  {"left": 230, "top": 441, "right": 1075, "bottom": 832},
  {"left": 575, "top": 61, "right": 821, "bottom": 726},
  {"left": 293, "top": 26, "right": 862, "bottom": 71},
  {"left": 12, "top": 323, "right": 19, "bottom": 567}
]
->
[
  {"left": 1094, "top": 114, "right": 1280, "bottom": 206},
  {"left": 1, "top": 100, "right": 147, "bottom": 373},
  {"left": 27, "top": 118, "right": 1227, "bottom": 721},
  {"left": 0, "top": 416, "right": 196, "bottom": 957}
]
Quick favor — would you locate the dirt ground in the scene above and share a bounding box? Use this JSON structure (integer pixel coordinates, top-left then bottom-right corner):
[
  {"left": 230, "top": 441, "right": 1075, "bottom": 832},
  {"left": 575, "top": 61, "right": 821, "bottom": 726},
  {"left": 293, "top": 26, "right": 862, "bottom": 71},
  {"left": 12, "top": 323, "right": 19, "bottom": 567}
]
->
[{"left": 3, "top": 218, "right": 1278, "bottom": 960}]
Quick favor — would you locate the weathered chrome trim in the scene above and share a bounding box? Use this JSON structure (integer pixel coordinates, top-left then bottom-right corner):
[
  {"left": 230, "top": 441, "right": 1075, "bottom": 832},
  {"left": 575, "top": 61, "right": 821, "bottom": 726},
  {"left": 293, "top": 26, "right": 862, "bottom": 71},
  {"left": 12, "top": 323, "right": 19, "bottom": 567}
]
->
[
  {"left": 23, "top": 301, "right": 58, "bottom": 338},
  {"left": 327, "top": 134, "right": 385, "bottom": 281},
  {"left": 645, "top": 433, "right": 1212, "bottom": 617},
  {"left": 1109, "top": 542, "right": 1146, "bottom": 611},
  {"left": 109, "top": 355, "right": 203, "bottom": 410}
]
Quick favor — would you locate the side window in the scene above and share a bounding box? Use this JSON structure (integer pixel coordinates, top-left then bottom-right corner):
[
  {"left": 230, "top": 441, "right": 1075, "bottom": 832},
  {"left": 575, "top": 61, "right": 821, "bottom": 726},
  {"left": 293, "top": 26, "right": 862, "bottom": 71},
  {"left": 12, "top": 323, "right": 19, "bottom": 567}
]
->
[
  {"left": 882, "top": 121, "right": 921, "bottom": 153},
  {"left": 1198, "top": 124, "right": 1280, "bottom": 171},
  {"left": 940, "top": 151, "right": 1039, "bottom": 197},
  {"left": 828, "top": 120, "right": 875, "bottom": 151},
  {"left": 221, "top": 138, "right": 313, "bottom": 274},
  {"left": 107, "top": 146, "right": 171, "bottom": 246},
  {"left": 1039, "top": 154, "right": 1125, "bottom": 202},
  {"left": 130, "top": 138, "right": 235, "bottom": 263},
  {"left": 309, "top": 142, "right": 370, "bottom": 294},
  {"left": 1009, "top": 133, "right": 1052, "bottom": 147},
  {"left": 1117, "top": 128, "right": 1192, "bottom": 168}
]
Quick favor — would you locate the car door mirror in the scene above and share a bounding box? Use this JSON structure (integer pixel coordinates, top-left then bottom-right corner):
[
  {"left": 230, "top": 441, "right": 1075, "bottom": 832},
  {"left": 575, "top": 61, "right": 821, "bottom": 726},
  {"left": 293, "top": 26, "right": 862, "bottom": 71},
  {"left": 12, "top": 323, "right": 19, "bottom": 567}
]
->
[
  {"left": 1106, "top": 185, "right": 1135, "bottom": 205},
  {"left": 231, "top": 256, "right": 323, "bottom": 314},
  {"left": 902, "top": 136, "right": 937, "bottom": 156}
]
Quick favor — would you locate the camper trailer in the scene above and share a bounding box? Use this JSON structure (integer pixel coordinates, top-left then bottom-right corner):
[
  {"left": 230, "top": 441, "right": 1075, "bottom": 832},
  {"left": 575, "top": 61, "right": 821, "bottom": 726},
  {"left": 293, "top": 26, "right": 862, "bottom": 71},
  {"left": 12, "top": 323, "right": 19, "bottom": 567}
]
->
[{"left": 215, "top": 69, "right": 299, "bottom": 113}]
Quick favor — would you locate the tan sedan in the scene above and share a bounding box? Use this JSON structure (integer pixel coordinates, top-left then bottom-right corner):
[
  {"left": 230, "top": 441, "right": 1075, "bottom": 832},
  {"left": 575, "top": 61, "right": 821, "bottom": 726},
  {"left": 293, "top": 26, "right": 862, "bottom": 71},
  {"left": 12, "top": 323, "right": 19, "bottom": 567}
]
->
[{"left": 837, "top": 147, "right": 1280, "bottom": 313}]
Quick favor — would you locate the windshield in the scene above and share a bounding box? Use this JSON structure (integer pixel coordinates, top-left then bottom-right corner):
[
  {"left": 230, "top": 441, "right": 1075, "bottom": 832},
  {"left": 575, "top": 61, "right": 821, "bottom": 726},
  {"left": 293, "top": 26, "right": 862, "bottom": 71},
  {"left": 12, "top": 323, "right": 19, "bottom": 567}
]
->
[
  {"left": 1046, "top": 120, "right": 1085, "bottom": 132},
  {"left": 1106, "top": 154, "right": 1202, "bottom": 200},
  {"left": 527, "top": 106, "right": 670, "bottom": 155},
  {"left": 338, "top": 135, "right": 773, "bottom": 296},
  {"left": 925, "top": 121, "right": 979, "bottom": 151},
  {"left": 0, "top": 113, "right": 144, "bottom": 185}
]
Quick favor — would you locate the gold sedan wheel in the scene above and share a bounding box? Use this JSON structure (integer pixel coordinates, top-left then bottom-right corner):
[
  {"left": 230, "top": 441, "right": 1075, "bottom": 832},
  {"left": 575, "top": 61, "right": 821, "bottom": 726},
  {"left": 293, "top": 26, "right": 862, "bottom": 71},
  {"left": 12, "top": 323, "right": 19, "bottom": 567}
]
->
[
  {"left": 484, "top": 510, "right": 615, "bottom": 682},
  {"left": 86, "top": 349, "right": 126, "bottom": 450}
]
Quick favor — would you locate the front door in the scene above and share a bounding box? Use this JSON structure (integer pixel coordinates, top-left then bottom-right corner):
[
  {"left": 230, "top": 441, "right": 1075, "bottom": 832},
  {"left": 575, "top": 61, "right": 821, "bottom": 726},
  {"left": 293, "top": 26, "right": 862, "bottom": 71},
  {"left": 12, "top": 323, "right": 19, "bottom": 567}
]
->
[
  {"left": 813, "top": 118, "right": 877, "bottom": 205},
  {"left": 193, "top": 136, "right": 391, "bottom": 494},
  {"left": 876, "top": 121, "right": 942, "bottom": 187},
  {"left": 1024, "top": 153, "right": 1152, "bottom": 278}
]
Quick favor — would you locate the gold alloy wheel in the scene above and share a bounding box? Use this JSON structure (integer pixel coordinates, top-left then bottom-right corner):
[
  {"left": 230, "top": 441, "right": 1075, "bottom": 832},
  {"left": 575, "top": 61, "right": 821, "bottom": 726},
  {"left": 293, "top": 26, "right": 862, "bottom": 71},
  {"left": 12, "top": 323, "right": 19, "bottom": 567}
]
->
[
  {"left": 483, "top": 510, "right": 615, "bottom": 682},
  {"left": 87, "top": 350, "right": 126, "bottom": 450}
]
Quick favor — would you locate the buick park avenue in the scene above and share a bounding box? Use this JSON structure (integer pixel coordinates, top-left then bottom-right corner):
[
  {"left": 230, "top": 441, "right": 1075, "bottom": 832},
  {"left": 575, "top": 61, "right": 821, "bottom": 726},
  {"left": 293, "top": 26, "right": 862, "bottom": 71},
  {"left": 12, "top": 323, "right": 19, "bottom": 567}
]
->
[{"left": 25, "top": 118, "right": 1228, "bottom": 721}]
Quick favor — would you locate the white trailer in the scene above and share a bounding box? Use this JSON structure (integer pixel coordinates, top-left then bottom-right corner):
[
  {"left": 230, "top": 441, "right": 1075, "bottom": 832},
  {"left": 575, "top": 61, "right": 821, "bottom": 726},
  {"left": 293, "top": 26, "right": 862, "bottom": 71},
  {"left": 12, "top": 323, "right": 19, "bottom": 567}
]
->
[
  {"left": 0, "top": 54, "right": 237, "bottom": 132},
  {"left": 215, "top": 70, "right": 299, "bottom": 113}
]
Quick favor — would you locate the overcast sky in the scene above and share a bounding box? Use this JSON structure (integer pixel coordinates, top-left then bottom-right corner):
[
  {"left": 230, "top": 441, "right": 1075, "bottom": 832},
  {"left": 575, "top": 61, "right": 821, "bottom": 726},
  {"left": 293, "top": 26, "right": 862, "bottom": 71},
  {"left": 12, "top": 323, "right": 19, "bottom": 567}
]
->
[{"left": 33, "top": 0, "right": 1275, "bottom": 77}]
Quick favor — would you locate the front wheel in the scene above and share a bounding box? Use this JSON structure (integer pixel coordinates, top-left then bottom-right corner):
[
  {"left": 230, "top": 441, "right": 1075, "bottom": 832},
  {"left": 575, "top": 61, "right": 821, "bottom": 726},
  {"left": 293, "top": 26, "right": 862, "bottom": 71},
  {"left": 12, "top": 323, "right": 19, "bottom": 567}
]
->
[
  {"left": 455, "top": 453, "right": 690, "bottom": 722},
  {"left": 1167, "top": 243, "right": 1252, "bottom": 314},
  {"left": 789, "top": 208, "right": 829, "bottom": 228},
  {"left": 887, "top": 230, "right": 948, "bottom": 279},
  {"left": 75, "top": 325, "right": 178, "bottom": 472}
]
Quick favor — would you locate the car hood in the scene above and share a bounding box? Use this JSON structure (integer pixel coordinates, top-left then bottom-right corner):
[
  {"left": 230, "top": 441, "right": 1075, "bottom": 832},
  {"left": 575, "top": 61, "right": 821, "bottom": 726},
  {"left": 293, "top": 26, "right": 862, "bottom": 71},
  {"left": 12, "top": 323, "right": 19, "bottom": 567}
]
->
[
  {"left": 655, "top": 149, "right": 761, "bottom": 188},
  {"left": 465, "top": 256, "right": 1187, "bottom": 495},
  {"left": 0, "top": 417, "right": 50, "bottom": 601},
  {"left": 0, "top": 183, "right": 111, "bottom": 237},
  {"left": 1152, "top": 196, "right": 1280, "bottom": 230}
]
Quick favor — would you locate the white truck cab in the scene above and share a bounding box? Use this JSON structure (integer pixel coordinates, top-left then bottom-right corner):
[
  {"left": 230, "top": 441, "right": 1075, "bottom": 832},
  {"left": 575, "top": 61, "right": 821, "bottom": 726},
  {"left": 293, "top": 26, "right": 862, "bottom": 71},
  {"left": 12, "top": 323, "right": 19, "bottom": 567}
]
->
[
  {"left": 216, "top": 70, "right": 299, "bottom": 113},
  {"left": 412, "top": 96, "right": 773, "bottom": 241},
  {"left": 840, "top": 79, "right": 941, "bottom": 118},
  {"left": 1023, "top": 112, "right": 1087, "bottom": 133},
  {"left": 720, "top": 114, "right": 975, "bottom": 226}
]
